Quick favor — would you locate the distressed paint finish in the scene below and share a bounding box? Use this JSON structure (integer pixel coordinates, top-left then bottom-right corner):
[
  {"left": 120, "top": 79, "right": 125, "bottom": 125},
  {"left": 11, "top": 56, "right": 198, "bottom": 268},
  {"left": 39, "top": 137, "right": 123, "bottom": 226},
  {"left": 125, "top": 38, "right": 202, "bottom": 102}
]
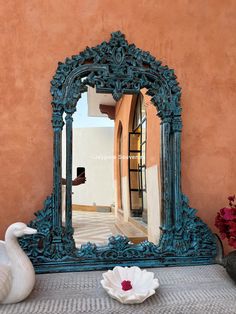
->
[
  {"left": 20, "top": 32, "right": 217, "bottom": 273},
  {"left": 65, "top": 113, "right": 73, "bottom": 233},
  {"left": 160, "top": 118, "right": 172, "bottom": 231},
  {"left": 52, "top": 108, "right": 64, "bottom": 229},
  {"left": 172, "top": 116, "right": 183, "bottom": 230}
]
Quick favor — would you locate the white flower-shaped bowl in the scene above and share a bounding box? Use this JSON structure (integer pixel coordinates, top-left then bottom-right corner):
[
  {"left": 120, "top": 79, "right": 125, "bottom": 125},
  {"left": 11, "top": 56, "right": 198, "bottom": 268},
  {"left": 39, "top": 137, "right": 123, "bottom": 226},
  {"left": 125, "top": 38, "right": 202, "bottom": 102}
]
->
[{"left": 101, "top": 266, "right": 159, "bottom": 304}]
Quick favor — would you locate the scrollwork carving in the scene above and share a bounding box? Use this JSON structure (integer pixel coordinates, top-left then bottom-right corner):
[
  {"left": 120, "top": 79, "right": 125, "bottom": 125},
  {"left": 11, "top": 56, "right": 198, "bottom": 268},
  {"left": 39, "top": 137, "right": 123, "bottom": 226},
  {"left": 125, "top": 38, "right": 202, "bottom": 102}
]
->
[
  {"left": 159, "top": 194, "right": 217, "bottom": 257},
  {"left": 19, "top": 194, "right": 76, "bottom": 263},
  {"left": 172, "top": 116, "right": 183, "bottom": 132},
  {"left": 19, "top": 31, "right": 217, "bottom": 273},
  {"left": 52, "top": 111, "right": 64, "bottom": 132},
  {"left": 50, "top": 31, "right": 181, "bottom": 119}
]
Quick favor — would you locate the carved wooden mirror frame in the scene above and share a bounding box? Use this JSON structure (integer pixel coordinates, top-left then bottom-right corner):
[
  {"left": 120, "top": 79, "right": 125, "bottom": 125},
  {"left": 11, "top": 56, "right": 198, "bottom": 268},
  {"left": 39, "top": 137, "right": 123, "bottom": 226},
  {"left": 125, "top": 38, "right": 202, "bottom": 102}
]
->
[{"left": 20, "top": 32, "right": 217, "bottom": 273}]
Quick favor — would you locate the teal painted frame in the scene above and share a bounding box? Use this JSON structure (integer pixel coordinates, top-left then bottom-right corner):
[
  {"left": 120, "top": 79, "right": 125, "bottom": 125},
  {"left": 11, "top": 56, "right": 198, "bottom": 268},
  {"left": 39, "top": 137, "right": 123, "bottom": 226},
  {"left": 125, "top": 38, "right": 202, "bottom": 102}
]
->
[{"left": 20, "top": 32, "right": 217, "bottom": 273}]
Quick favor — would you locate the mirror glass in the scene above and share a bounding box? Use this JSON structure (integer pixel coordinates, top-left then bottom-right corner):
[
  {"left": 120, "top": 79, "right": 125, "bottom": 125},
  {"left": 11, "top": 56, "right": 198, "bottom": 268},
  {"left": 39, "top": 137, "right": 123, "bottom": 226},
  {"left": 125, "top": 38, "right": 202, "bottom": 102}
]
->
[{"left": 62, "top": 86, "right": 162, "bottom": 248}]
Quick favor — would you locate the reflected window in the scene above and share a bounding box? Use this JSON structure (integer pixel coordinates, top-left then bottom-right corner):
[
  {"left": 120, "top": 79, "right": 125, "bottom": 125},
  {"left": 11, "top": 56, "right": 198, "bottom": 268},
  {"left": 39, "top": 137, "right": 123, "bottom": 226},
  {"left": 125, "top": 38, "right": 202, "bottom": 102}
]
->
[{"left": 128, "top": 94, "right": 147, "bottom": 222}]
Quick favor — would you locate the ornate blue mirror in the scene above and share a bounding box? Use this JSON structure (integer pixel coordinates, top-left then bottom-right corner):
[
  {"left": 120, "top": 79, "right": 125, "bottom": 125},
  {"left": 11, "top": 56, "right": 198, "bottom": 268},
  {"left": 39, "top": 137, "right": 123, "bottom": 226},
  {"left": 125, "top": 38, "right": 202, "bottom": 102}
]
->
[{"left": 20, "top": 32, "right": 217, "bottom": 273}]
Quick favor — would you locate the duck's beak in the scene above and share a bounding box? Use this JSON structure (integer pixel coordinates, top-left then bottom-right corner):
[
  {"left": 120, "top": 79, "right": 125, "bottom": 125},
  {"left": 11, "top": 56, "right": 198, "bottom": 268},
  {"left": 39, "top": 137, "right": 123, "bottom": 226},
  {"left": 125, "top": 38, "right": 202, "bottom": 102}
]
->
[{"left": 24, "top": 227, "right": 37, "bottom": 235}]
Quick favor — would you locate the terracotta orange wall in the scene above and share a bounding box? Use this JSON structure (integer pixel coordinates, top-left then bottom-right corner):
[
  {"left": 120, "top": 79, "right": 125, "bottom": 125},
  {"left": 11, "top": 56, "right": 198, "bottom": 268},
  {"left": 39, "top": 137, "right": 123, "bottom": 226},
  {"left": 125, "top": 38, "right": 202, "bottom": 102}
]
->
[
  {"left": 1, "top": 1, "right": 236, "bottom": 253},
  {"left": 114, "top": 95, "right": 133, "bottom": 179},
  {"left": 143, "top": 93, "right": 161, "bottom": 169},
  {"left": 114, "top": 96, "right": 133, "bottom": 208}
]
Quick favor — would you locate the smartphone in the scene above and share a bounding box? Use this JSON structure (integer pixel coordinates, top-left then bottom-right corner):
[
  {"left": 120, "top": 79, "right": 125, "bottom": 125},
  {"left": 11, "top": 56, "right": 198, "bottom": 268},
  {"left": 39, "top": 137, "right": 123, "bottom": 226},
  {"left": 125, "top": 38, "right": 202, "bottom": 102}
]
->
[{"left": 77, "top": 167, "right": 85, "bottom": 177}]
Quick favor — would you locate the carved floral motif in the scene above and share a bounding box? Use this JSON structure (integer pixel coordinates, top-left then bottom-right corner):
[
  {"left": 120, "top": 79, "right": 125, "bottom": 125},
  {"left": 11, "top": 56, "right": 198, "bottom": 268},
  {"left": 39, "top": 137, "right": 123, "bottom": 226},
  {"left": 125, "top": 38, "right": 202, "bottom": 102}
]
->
[
  {"left": 50, "top": 31, "right": 181, "bottom": 120},
  {"left": 19, "top": 32, "right": 217, "bottom": 272}
]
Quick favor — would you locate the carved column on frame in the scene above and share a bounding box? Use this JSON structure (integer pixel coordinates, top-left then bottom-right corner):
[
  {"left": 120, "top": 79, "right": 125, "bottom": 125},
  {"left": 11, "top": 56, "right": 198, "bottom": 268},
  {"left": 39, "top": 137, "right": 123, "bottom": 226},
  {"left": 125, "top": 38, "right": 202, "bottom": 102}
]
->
[
  {"left": 160, "top": 117, "right": 172, "bottom": 231},
  {"left": 52, "top": 108, "right": 64, "bottom": 229},
  {"left": 65, "top": 111, "right": 74, "bottom": 233},
  {"left": 172, "top": 115, "right": 183, "bottom": 231},
  {"left": 62, "top": 76, "right": 86, "bottom": 234}
]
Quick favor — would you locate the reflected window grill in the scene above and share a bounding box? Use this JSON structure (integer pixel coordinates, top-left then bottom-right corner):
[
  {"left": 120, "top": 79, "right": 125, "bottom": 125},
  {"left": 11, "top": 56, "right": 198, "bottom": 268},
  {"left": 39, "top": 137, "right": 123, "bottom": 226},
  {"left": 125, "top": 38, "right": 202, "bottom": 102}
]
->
[{"left": 128, "top": 94, "right": 147, "bottom": 223}]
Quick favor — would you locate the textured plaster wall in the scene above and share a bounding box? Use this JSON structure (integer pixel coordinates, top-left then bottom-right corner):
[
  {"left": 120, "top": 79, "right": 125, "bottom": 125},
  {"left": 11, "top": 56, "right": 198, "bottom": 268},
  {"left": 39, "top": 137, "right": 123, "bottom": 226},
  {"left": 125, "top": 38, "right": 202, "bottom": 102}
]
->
[
  {"left": 1, "top": 0, "right": 236, "bottom": 253},
  {"left": 114, "top": 95, "right": 133, "bottom": 179},
  {"left": 114, "top": 96, "right": 132, "bottom": 212},
  {"left": 144, "top": 94, "right": 161, "bottom": 169}
]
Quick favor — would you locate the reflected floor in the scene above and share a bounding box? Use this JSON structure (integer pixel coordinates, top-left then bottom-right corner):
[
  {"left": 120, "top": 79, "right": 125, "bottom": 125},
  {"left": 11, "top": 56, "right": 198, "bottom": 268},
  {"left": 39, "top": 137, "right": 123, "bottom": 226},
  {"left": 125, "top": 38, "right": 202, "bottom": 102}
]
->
[{"left": 72, "top": 211, "right": 119, "bottom": 247}]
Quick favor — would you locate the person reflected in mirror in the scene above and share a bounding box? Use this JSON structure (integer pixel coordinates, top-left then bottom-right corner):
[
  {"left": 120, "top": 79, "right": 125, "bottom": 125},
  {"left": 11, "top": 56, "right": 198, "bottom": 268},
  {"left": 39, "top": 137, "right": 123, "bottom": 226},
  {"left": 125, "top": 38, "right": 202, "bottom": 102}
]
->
[
  {"left": 61, "top": 171, "right": 86, "bottom": 186},
  {"left": 72, "top": 171, "right": 86, "bottom": 186}
]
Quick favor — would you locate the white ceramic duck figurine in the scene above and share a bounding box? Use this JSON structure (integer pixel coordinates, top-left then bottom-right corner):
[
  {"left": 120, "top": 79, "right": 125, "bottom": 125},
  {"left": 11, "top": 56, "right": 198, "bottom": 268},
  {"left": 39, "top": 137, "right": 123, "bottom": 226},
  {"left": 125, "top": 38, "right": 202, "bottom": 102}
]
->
[{"left": 0, "top": 222, "right": 37, "bottom": 304}]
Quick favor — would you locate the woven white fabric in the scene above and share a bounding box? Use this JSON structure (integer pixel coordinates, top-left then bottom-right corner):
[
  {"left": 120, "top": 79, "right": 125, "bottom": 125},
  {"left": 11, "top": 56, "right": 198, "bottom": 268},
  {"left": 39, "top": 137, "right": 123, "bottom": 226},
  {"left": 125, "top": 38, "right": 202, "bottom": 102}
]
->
[{"left": 0, "top": 265, "right": 235, "bottom": 314}]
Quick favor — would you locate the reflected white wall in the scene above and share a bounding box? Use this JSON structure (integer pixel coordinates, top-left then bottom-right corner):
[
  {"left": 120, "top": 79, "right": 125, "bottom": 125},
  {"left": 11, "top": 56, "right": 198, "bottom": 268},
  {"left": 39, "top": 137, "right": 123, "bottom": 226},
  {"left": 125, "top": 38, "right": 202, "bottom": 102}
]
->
[
  {"left": 147, "top": 165, "right": 161, "bottom": 243},
  {"left": 62, "top": 127, "right": 115, "bottom": 207},
  {"left": 121, "top": 176, "right": 130, "bottom": 222}
]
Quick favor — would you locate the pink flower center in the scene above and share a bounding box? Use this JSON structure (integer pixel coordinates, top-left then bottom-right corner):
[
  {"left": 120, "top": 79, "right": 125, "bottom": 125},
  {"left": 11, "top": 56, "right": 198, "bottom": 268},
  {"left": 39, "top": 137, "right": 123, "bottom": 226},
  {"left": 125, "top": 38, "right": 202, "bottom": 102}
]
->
[{"left": 121, "top": 280, "right": 132, "bottom": 291}]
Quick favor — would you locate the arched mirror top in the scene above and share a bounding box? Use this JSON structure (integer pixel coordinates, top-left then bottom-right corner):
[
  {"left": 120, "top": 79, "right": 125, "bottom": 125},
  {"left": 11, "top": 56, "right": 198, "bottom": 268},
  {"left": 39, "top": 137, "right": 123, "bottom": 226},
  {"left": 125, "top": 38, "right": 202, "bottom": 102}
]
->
[
  {"left": 50, "top": 31, "right": 182, "bottom": 120},
  {"left": 19, "top": 31, "right": 217, "bottom": 273}
]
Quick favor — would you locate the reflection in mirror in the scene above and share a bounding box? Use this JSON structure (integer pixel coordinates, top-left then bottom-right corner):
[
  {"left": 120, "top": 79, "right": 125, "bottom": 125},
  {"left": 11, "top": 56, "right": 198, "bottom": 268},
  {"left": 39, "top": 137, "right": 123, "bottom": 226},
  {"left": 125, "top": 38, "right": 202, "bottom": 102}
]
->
[
  {"left": 62, "top": 88, "right": 118, "bottom": 247},
  {"left": 62, "top": 87, "right": 162, "bottom": 248}
]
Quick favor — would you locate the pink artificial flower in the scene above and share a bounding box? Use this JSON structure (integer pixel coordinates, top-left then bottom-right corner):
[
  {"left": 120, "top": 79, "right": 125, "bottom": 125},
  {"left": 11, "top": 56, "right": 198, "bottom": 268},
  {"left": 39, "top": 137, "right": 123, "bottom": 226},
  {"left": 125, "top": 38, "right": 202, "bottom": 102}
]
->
[
  {"left": 223, "top": 208, "right": 236, "bottom": 220},
  {"left": 228, "top": 221, "right": 236, "bottom": 234},
  {"left": 228, "top": 195, "right": 235, "bottom": 202},
  {"left": 215, "top": 195, "right": 236, "bottom": 248},
  {"left": 220, "top": 207, "right": 226, "bottom": 216}
]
